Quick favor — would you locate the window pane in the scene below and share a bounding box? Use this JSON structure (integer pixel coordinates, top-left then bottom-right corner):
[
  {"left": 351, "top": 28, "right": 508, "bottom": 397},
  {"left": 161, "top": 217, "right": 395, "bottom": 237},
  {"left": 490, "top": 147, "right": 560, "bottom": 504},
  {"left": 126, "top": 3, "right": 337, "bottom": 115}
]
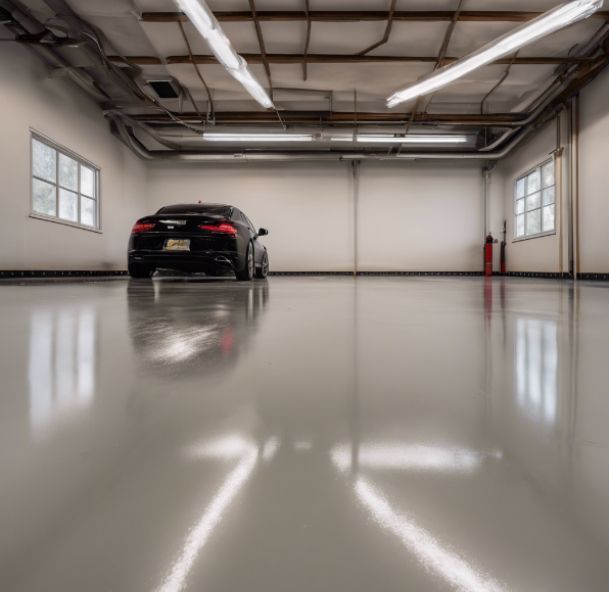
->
[
  {"left": 526, "top": 192, "right": 541, "bottom": 211},
  {"left": 516, "top": 214, "right": 525, "bottom": 237},
  {"left": 542, "top": 187, "right": 555, "bottom": 206},
  {"left": 81, "top": 197, "right": 96, "bottom": 227},
  {"left": 527, "top": 209, "right": 541, "bottom": 235},
  {"left": 516, "top": 199, "right": 525, "bottom": 215},
  {"left": 32, "top": 179, "right": 57, "bottom": 216},
  {"left": 542, "top": 161, "right": 555, "bottom": 187},
  {"left": 32, "top": 139, "right": 56, "bottom": 182},
  {"left": 80, "top": 165, "right": 95, "bottom": 197},
  {"left": 542, "top": 205, "right": 555, "bottom": 233},
  {"left": 59, "top": 188, "right": 78, "bottom": 222},
  {"left": 516, "top": 178, "right": 525, "bottom": 199},
  {"left": 59, "top": 153, "right": 78, "bottom": 191},
  {"left": 527, "top": 169, "right": 541, "bottom": 194}
]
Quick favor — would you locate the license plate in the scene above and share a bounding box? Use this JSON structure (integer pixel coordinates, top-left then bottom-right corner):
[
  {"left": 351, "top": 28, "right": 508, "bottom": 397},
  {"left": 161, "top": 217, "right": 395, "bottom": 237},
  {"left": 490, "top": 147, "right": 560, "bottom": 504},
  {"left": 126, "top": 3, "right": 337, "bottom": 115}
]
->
[{"left": 164, "top": 239, "right": 190, "bottom": 251}]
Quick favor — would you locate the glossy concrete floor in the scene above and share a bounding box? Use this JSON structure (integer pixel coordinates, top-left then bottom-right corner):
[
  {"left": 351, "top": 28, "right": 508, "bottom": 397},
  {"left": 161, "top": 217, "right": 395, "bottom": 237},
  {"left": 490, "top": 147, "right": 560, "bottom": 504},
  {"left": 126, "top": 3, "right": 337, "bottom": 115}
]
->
[{"left": 1, "top": 276, "right": 609, "bottom": 591}]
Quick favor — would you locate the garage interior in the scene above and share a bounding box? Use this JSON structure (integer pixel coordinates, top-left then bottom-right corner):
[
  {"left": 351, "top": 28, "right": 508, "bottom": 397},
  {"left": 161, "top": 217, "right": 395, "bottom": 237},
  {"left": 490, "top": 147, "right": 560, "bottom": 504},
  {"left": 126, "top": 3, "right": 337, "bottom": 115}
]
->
[{"left": 2, "top": 1, "right": 609, "bottom": 590}]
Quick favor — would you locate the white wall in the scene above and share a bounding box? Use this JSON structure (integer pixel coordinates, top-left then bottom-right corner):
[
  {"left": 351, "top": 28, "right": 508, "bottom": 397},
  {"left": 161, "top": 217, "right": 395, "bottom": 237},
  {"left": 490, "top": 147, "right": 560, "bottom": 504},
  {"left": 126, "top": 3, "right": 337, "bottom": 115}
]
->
[
  {"left": 492, "top": 120, "right": 562, "bottom": 274},
  {"left": 146, "top": 161, "right": 485, "bottom": 272},
  {"left": 492, "top": 65, "right": 609, "bottom": 275},
  {"left": 579, "top": 68, "right": 609, "bottom": 274},
  {"left": 358, "top": 162, "right": 484, "bottom": 272},
  {"left": 0, "top": 44, "right": 148, "bottom": 271}
]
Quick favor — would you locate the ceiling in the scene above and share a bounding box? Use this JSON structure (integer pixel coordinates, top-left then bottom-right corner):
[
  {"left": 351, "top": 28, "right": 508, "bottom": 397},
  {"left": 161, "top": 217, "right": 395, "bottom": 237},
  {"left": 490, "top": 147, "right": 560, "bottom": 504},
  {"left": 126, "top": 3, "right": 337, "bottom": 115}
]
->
[{"left": 4, "top": 0, "right": 609, "bottom": 158}]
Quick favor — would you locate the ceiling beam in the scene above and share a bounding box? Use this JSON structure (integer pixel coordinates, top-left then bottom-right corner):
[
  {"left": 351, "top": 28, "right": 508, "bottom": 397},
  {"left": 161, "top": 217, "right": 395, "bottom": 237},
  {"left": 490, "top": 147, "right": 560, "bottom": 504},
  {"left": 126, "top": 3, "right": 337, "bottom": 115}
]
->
[
  {"left": 109, "top": 54, "right": 592, "bottom": 66},
  {"left": 140, "top": 10, "right": 609, "bottom": 23},
  {"left": 128, "top": 110, "right": 528, "bottom": 127}
]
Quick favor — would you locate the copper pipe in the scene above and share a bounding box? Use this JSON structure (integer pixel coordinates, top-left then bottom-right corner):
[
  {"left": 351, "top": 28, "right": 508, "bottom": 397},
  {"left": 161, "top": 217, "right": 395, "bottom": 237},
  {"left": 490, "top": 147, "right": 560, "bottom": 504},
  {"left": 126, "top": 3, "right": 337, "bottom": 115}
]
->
[
  {"left": 177, "top": 20, "right": 215, "bottom": 121},
  {"left": 140, "top": 10, "right": 609, "bottom": 24},
  {"left": 248, "top": 0, "right": 273, "bottom": 99},
  {"left": 108, "top": 54, "right": 592, "bottom": 66},
  {"left": 358, "top": 0, "right": 397, "bottom": 56}
]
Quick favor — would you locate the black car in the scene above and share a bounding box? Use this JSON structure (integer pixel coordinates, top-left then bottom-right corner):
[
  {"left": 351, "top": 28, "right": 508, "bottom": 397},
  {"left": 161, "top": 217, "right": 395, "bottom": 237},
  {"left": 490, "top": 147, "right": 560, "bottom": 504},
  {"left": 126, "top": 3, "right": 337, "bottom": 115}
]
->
[{"left": 127, "top": 203, "right": 269, "bottom": 280}]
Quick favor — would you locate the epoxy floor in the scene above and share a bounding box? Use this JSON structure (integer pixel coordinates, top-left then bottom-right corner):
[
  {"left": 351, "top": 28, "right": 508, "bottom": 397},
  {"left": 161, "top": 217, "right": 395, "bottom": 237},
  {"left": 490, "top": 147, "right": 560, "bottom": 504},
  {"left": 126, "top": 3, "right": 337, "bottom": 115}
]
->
[{"left": 1, "top": 276, "right": 609, "bottom": 591}]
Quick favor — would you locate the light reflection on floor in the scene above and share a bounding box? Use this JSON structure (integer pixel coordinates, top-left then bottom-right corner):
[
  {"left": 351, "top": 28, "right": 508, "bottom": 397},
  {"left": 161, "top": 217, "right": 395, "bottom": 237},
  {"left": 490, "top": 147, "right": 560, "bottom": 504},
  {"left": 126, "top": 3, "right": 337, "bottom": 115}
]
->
[{"left": 1, "top": 277, "right": 609, "bottom": 591}]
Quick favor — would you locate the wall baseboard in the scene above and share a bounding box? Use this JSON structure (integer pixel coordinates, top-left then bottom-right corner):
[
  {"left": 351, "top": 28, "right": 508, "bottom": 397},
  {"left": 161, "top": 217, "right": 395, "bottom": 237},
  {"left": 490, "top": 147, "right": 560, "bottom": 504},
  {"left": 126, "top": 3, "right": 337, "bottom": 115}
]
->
[
  {"left": 496, "top": 271, "right": 571, "bottom": 279},
  {"left": 2, "top": 270, "right": 609, "bottom": 281},
  {"left": 0, "top": 270, "right": 128, "bottom": 279},
  {"left": 270, "top": 271, "right": 485, "bottom": 277},
  {"left": 577, "top": 273, "right": 609, "bottom": 281}
]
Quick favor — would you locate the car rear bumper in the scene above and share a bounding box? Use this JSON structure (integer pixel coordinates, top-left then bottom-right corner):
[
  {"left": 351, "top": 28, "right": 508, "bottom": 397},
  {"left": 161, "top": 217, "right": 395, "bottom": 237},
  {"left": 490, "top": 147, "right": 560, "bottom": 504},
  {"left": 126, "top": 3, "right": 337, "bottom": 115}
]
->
[{"left": 128, "top": 249, "right": 239, "bottom": 272}]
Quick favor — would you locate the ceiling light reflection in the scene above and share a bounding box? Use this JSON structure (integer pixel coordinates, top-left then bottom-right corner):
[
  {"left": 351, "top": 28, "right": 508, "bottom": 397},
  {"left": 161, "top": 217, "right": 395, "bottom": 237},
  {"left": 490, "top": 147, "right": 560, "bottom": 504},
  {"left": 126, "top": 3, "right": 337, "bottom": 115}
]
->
[
  {"left": 158, "top": 449, "right": 258, "bottom": 592},
  {"left": 185, "top": 434, "right": 253, "bottom": 460},
  {"left": 262, "top": 437, "right": 280, "bottom": 461},
  {"left": 355, "top": 478, "right": 505, "bottom": 592},
  {"left": 331, "top": 443, "right": 502, "bottom": 474},
  {"left": 161, "top": 436, "right": 279, "bottom": 592}
]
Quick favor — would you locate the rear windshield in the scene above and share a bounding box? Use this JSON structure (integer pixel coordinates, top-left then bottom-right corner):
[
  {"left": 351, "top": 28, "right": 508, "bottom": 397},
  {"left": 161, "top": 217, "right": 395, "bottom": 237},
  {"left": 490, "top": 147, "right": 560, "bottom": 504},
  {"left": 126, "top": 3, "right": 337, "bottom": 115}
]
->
[{"left": 156, "top": 204, "right": 232, "bottom": 216}]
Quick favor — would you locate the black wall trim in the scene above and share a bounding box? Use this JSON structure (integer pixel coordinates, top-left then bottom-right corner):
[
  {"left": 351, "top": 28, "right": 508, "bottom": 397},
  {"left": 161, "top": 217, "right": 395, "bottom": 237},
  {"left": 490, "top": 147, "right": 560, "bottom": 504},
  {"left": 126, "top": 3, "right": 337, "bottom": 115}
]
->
[
  {"left": 497, "top": 271, "right": 572, "bottom": 279},
  {"left": 2, "top": 270, "right": 608, "bottom": 281},
  {"left": 269, "top": 271, "right": 484, "bottom": 277},
  {"left": 577, "top": 273, "right": 609, "bottom": 281},
  {"left": 0, "top": 270, "right": 128, "bottom": 279}
]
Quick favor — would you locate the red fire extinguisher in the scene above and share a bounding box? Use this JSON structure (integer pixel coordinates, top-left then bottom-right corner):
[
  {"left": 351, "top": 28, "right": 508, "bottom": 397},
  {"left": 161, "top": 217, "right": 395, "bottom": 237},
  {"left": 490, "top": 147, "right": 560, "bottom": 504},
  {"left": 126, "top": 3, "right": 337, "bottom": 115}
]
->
[{"left": 484, "top": 234, "right": 494, "bottom": 277}]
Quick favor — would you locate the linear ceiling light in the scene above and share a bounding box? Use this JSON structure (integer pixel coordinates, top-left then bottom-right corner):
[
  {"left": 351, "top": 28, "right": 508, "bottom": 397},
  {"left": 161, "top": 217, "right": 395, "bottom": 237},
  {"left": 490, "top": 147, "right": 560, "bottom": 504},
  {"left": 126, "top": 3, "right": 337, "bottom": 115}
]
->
[
  {"left": 330, "top": 134, "right": 469, "bottom": 144},
  {"left": 176, "top": 0, "right": 274, "bottom": 109},
  {"left": 203, "top": 132, "right": 314, "bottom": 142},
  {"left": 386, "top": 0, "right": 603, "bottom": 108}
]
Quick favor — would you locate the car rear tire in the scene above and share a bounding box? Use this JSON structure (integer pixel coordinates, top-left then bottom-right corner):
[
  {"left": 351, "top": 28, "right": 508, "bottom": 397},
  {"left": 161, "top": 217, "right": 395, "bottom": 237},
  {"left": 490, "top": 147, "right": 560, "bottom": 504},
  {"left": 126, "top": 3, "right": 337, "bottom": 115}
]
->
[
  {"left": 235, "top": 243, "right": 254, "bottom": 281},
  {"left": 128, "top": 262, "right": 154, "bottom": 279},
  {"left": 255, "top": 251, "right": 269, "bottom": 279}
]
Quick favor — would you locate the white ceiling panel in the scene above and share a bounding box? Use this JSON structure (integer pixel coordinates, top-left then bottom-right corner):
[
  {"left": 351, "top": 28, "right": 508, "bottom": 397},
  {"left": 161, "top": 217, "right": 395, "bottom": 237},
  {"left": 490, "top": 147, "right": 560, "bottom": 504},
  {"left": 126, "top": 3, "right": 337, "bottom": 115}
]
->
[{"left": 13, "top": 0, "right": 606, "bottom": 130}]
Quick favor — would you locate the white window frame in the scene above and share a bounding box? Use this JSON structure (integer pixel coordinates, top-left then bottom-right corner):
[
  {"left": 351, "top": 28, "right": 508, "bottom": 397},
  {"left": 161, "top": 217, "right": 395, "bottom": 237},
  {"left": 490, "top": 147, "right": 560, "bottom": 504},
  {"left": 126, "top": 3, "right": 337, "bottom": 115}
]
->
[
  {"left": 513, "top": 157, "right": 556, "bottom": 242},
  {"left": 29, "top": 131, "right": 101, "bottom": 233}
]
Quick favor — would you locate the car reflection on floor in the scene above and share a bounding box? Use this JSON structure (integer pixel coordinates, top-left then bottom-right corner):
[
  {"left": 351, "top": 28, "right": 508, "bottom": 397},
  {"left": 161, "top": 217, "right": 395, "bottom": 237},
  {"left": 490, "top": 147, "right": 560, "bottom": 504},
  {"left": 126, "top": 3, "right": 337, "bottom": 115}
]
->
[{"left": 127, "top": 277, "right": 269, "bottom": 375}]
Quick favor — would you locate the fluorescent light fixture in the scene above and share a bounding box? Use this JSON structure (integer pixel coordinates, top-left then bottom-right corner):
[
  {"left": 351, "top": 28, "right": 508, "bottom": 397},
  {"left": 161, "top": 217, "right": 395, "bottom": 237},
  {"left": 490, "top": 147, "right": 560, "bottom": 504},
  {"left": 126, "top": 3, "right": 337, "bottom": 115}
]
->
[
  {"left": 203, "top": 132, "right": 314, "bottom": 142},
  {"left": 330, "top": 134, "right": 469, "bottom": 144},
  {"left": 176, "top": 0, "right": 274, "bottom": 109},
  {"left": 230, "top": 67, "right": 275, "bottom": 109},
  {"left": 387, "top": 0, "right": 603, "bottom": 107}
]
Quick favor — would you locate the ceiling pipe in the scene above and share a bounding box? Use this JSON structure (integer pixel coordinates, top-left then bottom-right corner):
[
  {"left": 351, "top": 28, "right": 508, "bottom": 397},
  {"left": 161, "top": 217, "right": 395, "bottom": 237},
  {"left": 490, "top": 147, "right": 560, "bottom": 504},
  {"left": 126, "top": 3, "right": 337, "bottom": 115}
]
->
[
  {"left": 104, "top": 110, "right": 186, "bottom": 151},
  {"left": 0, "top": 0, "right": 112, "bottom": 102},
  {"left": 109, "top": 112, "right": 539, "bottom": 162},
  {"left": 480, "top": 22, "right": 609, "bottom": 152},
  {"left": 140, "top": 10, "right": 609, "bottom": 24}
]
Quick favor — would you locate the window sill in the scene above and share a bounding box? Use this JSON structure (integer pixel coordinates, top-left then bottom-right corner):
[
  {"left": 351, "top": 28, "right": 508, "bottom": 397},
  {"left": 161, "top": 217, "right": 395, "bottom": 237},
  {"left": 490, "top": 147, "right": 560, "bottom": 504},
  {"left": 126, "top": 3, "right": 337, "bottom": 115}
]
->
[
  {"left": 29, "top": 212, "right": 102, "bottom": 234},
  {"left": 512, "top": 230, "right": 556, "bottom": 243}
]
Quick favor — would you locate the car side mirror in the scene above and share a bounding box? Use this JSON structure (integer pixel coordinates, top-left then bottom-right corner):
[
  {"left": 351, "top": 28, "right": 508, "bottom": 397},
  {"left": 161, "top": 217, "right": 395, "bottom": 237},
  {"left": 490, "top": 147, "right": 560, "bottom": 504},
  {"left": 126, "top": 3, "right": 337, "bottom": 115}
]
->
[{"left": 257, "top": 228, "right": 269, "bottom": 236}]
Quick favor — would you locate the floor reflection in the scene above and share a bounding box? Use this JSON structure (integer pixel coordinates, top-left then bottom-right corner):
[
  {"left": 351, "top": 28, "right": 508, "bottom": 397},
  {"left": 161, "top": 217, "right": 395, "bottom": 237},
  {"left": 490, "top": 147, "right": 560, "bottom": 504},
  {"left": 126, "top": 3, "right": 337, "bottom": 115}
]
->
[
  {"left": 28, "top": 307, "right": 96, "bottom": 433},
  {"left": 127, "top": 279, "right": 268, "bottom": 375},
  {"left": 3, "top": 277, "right": 609, "bottom": 591},
  {"left": 158, "top": 433, "right": 280, "bottom": 592},
  {"left": 515, "top": 317, "right": 558, "bottom": 425}
]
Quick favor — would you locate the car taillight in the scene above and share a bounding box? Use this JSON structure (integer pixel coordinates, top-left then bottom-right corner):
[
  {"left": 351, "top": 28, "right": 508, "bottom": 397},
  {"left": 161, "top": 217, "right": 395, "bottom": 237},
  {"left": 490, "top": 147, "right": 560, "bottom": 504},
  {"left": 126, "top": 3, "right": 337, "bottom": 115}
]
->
[
  {"left": 198, "top": 222, "right": 237, "bottom": 236},
  {"left": 132, "top": 221, "right": 156, "bottom": 233}
]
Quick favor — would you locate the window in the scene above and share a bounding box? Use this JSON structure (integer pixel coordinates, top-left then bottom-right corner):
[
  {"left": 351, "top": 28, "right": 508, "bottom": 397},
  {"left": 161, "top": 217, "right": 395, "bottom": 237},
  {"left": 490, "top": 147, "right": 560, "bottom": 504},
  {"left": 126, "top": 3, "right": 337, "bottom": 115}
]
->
[
  {"left": 31, "top": 134, "right": 99, "bottom": 230},
  {"left": 514, "top": 158, "right": 555, "bottom": 240}
]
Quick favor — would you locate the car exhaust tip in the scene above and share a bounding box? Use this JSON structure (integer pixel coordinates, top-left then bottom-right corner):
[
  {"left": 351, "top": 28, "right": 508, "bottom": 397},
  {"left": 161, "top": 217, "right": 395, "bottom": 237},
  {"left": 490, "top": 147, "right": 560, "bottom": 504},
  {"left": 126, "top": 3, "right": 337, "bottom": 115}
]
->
[{"left": 214, "top": 256, "right": 233, "bottom": 267}]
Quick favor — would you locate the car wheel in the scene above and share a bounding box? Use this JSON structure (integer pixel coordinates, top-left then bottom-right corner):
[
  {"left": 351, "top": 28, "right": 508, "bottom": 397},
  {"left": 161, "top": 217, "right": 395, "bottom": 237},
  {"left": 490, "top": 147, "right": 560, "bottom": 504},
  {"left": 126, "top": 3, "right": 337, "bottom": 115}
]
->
[
  {"left": 235, "top": 243, "right": 254, "bottom": 281},
  {"left": 128, "top": 262, "right": 154, "bottom": 279},
  {"left": 255, "top": 251, "right": 269, "bottom": 279}
]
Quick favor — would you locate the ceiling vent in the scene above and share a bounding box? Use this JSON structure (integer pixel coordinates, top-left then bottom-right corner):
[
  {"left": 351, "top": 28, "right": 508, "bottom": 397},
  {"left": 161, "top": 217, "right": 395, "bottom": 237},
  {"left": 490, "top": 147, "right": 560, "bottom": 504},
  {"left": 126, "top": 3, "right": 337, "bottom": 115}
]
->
[{"left": 147, "top": 79, "right": 182, "bottom": 99}]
